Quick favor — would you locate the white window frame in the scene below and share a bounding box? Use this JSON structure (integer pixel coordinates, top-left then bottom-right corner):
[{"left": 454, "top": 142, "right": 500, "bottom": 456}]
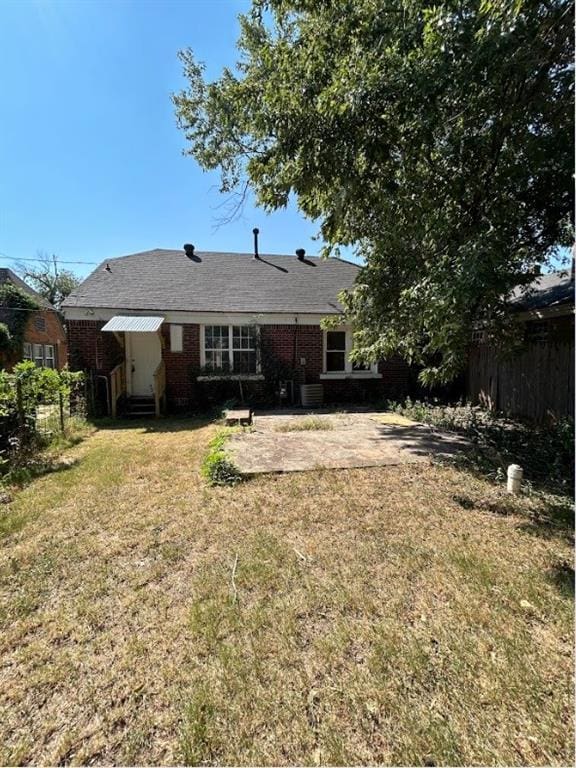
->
[
  {"left": 199, "top": 324, "right": 263, "bottom": 380},
  {"left": 25, "top": 343, "right": 57, "bottom": 368},
  {"left": 33, "top": 343, "right": 44, "bottom": 367},
  {"left": 320, "top": 328, "right": 381, "bottom": 380},
  {"left": 44, "top": 344, "right": 55, "bottom": 368}
]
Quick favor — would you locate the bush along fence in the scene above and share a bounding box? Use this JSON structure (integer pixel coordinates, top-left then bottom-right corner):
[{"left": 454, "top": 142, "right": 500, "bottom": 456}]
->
[
  {"left": 0, "top": 361, "right": 85, "bottom": 474},
  {"left": 387, "top": 397, "right": 574, "bottom": 492}
]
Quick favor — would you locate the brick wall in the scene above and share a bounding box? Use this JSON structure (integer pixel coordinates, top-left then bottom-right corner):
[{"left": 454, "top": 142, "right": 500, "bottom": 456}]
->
[
  {"left": 66, "top": 319, "right": 123, "bottom": 374},
  {"left": 160, "top": 323, "right": 201, "bottom": 408},
  {"left": 24, "top": 310, "right": 68, "bottom": 369},
  {"left": 66, "top": 319, "right": 412, "bottom": 409},
  {"left": 260, "top": 324, "right": 324, "bottom": 385},
  {"left": 1, "top": 308, "right": 68, "bottom": 370}
]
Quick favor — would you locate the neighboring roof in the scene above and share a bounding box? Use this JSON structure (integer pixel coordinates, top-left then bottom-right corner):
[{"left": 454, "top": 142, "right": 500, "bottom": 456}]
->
[
  {"left": 510, "top": 269, "right": 574, "bottom": 313},
  {"left": 0, "top": 268, "right": 53, "bottom": 309},
  {"left": 62, "top": 249, "right": 360, "bottom": 314},
  {"left": 101, "top": 315, "right": 164, "bottom": 332}
]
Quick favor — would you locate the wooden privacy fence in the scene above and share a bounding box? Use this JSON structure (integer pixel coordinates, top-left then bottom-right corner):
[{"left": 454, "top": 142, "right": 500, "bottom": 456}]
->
[{"left": 468, "top": 339, "right": 574, "bottom": 422}]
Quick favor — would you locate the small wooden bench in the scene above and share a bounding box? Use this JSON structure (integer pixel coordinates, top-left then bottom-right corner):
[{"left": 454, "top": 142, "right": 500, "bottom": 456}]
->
[{"left": 225, "top": 409, "right": 252, "bottom": 427}]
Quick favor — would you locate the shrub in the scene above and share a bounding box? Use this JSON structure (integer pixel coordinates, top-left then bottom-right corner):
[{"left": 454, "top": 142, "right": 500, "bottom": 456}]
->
[
  {"left": 387, "top": 398, "right": 574, "bottom": 491},
  {"left": 202, "top": 431, "right": 242, "bottom": 486}
]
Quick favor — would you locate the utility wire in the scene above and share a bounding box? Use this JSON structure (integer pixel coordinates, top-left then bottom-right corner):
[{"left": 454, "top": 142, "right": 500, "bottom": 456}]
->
[{"left": 0, "top": 254, "right": 99, "bottom": 266}]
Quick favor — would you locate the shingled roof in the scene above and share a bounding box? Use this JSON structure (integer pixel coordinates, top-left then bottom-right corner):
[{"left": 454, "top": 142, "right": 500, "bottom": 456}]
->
[
  {"left": 63, "top": 249, "right": 360, "bottom": 314},
  {"left": 0, "top": 268, "right": 52, "bottom": 309},
  {"left": 509, "top": 269, "right": 574, "bottom": 313}
]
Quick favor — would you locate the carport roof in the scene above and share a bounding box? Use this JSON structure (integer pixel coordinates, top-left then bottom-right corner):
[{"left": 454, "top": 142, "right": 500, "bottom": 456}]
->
[{"left": 101, "top": 315, "right": 164, "bottom": 332}]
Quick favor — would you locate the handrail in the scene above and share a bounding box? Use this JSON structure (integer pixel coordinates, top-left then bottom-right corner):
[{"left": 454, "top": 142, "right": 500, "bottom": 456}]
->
[
  {"left": 110, "top": 362, "right": 126, "bottom": 418},
  {"left": 153, "top": 359, "right": 166, "bottom": 417}
]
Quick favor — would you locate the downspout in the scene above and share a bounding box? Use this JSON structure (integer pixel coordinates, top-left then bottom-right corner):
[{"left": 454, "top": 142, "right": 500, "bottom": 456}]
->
[{"left": 293, "top": 315, "right": 300, "bottom": 384}]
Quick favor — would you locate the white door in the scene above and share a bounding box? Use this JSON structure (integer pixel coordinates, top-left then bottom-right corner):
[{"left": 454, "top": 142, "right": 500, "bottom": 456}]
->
[{"left": 128, "top": 333, "right": 162, "bottom": 396}]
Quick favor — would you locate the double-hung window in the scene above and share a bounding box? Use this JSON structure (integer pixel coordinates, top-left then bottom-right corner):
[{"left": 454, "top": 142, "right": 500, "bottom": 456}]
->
[
  {"left": 232, "top": 326, "right": 257, "bottom": 374},
  {"left": 24, "top": 343, "right": 56, "bottom": 368},
  {"left": 325, "top": 331, "right": 347, "bottom": 372},
  {"left": 203, "top": 325, "right": 258, "bottom": 374},
  {"left": 323, "top": 328, "right": 379, "bottom": 377},
  {"left": 33, "top": 344, "right": 44, "bottom": 367},
  {"left": 44, "top": 345, "right": 55, "bottom": 369}
]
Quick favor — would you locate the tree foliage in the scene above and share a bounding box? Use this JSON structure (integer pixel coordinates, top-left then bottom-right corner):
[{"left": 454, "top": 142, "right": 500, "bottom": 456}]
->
[
  {"left": 0, "top": 284, "right": 39, "bottom": 353},
  {"left": 174, "top": 0, "right": 574, "bottom": 383},
  {"left": 17, "top": 252, "right": 81, "bottom": 309}
]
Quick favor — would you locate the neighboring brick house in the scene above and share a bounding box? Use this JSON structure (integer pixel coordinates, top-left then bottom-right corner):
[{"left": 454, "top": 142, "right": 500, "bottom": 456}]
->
[
  {"left": 0, "top": 268, "right": 68, "bottom": 371},
  {"left": 468, "top": 269, "right": 574, "bottom": 422},
  {"left": 62, "top": 245, "right": 410, "bottom": 415}
]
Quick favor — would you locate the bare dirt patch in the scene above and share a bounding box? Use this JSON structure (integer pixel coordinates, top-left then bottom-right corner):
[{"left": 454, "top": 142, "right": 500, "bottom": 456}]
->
[{"left": 228, "top": 410, "right": 469, "bottom": 473}]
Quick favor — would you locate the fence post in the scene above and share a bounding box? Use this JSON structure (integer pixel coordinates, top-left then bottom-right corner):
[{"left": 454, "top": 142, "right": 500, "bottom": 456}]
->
[
  {"left": 15, "top": 378, "right": 25, "bottom": 433},
  {"left": 59, "top": 391, "right": 65, "bottom": 432}
]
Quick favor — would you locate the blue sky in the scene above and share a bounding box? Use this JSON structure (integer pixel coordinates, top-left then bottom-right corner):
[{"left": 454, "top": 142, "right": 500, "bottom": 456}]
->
[
  {"left": 0, "top": 0, "right": 332, "bottom": 279},
  {"left": 0, "top": 0, "right": 568, "bottom": 281}
]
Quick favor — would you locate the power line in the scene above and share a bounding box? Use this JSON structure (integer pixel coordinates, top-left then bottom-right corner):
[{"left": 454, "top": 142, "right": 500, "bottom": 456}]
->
[
  {"left": 0, "top": 306, "right": 63, "bottom": 314},
  {"left": 0, "top": 254, "right": 99, "bottom": 266}
]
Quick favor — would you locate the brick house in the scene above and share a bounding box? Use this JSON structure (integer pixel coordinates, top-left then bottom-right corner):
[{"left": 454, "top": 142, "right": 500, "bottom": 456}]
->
[
  {"left": 0, "top": 268, "right": 68, "bottom": 371},
  {"left": 62, "top": 245, "right": 410, "bottom": 415}
]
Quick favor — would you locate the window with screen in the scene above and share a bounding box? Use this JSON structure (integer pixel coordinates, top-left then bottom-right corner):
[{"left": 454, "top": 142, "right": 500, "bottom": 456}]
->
[
  {"left": 203, "top": 325, "right": 258, "bottom": 373},
  {"left": 325, "top": 331, "right": 346, "bottom": 372},
  {"left": 204, "top": 326, "right": 231, "bottom": 372},
  {"left": 33, "top": 344, "right": 44, "bottom": 367},
  {"left": 232, "top": 326, "right": 257, "bottom": 374},
  {"left": 44, "top": 345, "right": 55, "bottom": 368}
]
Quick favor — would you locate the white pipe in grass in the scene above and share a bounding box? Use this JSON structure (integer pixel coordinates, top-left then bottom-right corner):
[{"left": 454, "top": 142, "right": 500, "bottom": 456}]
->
[{"left": 507, "top": 464, "right": 523, "bottom": 494}]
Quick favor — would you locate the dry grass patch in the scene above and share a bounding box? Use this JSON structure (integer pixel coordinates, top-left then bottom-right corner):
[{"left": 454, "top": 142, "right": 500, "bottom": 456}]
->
[
  {"left": 0, "top": 417, "right": 573, "bottom": 765},
  {"left": 275, "top": 416, "right": 334, "bottom": 432}
]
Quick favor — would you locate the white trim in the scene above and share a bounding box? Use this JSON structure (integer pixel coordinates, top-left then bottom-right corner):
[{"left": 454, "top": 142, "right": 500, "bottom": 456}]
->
[
  {"left": 63, "top": 306, "right": 341, "bottom": 326},
  {"left": 197, "top": 374, "right": 265, "bottom": 382},
  {"left": 320, "top": 372, "right": 382, "bottom": 380},
  {"left": 322, "top": 327, "right": 378, "bottom": 376}
]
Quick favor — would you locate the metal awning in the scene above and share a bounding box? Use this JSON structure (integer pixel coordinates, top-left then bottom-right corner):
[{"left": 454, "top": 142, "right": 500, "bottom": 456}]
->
[{"left": 101, "top": 315, "right": 164, "bottom": 333}]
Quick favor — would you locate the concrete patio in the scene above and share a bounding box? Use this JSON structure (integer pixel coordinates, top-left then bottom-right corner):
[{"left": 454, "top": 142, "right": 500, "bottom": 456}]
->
[{"left": 227, "top": 409, "right": 470, "bottom": 474}]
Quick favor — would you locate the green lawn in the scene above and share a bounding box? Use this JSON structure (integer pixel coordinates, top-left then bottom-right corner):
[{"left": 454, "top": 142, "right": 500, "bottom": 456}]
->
[{"left": 0, "top": 419, "right": 573, "bottom": 765}]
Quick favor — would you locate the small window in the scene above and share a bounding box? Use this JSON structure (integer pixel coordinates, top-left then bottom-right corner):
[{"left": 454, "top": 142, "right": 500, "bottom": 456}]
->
[
  {"left": 33, "top": 343, "right": 44, "bottom": 367},
  {"left": 44, "top": 345, "right": 55, "bottom": 369},
  {"left": 525, "top": 320, "right": 549, "bottom": 343},
  {"left": 204, "top": 325, "right": 230, "bottom": 372},
  {"left": 23, "top": 342, "right": 32, "bottom": 361},
  {"left": 471, "top": 328, "right": 486, "bottom": 344},
  {"left": 170, "top": 324, "right": 183, "bottom": 352},
  {"left": 326, "top": 331, "right": 346, "bottom": 372},
  {"left": 33, "top": 316, "right": 46, "bottom": 332}
]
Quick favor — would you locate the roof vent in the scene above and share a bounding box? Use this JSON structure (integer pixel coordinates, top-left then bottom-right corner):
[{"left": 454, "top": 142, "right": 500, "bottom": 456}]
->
[
  {"left": 253, "top": 228, "right": 260, "bottom": 259},
  {"left": 296, "top": 248, "right": 306, "bottom": 261},
  {"left": 183, "top": 243, "right": 195, "bottom": 258}
]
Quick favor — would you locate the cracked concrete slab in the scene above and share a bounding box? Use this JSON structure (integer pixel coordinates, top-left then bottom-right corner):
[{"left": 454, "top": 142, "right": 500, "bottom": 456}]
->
[{"left": 227, "top": 410, "right": 470, "bottom": 474}]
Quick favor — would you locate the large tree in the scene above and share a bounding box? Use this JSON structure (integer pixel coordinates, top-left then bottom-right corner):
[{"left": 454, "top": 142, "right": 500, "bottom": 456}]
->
[
  {"left": 17, "top": 252, "right": 80, "bottom": 310},
  {"left": 173, "top": 0, "right": 574, "bottom": 383}
]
